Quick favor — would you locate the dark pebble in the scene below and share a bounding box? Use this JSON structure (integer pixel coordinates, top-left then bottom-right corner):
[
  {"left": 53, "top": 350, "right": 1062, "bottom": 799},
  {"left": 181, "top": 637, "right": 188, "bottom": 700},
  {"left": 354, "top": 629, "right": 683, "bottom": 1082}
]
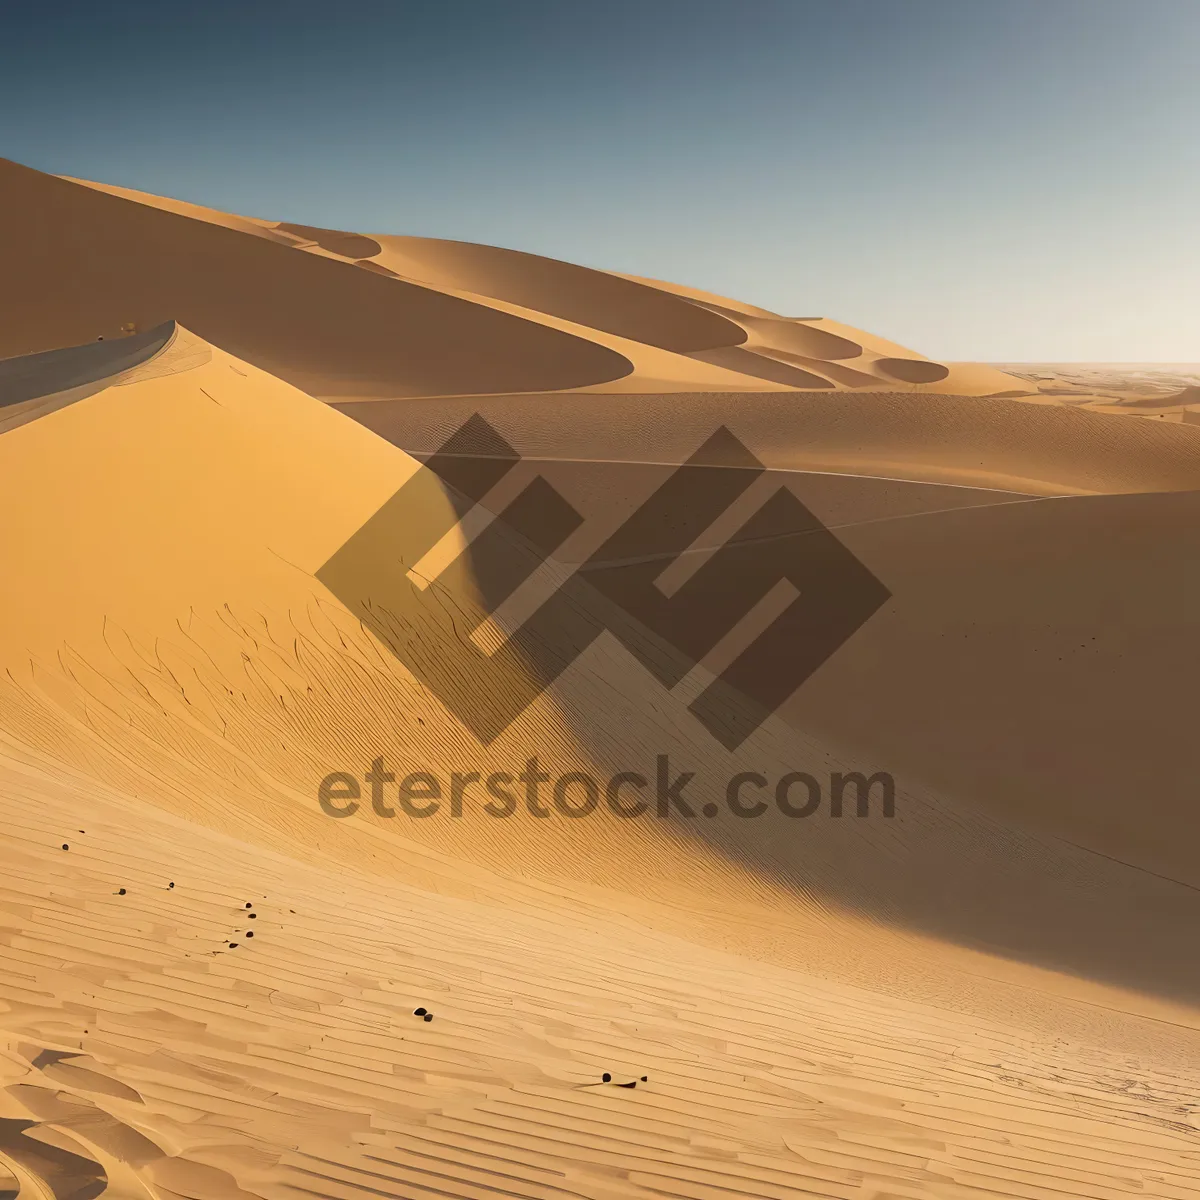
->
[
  {"left": 602, "top": 1072, "right": 612, "bottom": 1083},
  {"left": 422, "top": 1013, "right": 433, "bottom": 1023},
  {"left": 413, "top": 1007, "right": 427, "bottom": 1017}
]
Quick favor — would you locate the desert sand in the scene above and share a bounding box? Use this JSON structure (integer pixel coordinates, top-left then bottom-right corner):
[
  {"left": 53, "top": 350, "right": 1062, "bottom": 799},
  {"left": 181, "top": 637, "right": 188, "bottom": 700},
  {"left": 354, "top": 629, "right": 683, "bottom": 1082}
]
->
[{"left": 1, "top": 159, "right": 1199, "bottom": 1198}]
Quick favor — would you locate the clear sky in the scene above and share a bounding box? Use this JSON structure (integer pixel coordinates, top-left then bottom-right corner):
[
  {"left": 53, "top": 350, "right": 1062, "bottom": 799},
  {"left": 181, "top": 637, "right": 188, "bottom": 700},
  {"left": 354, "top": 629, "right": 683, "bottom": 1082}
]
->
[{"left": 3, "top": 0, "right": 1198, "bottom": 361}]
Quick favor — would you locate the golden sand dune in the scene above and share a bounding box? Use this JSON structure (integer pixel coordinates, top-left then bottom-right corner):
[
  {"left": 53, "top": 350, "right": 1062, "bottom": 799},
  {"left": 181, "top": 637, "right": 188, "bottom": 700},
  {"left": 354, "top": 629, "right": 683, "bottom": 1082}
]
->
[
  {"left": 12, "top": 157, "right": 1198, "bottom": 424},
  {"left": 370, "top": 234, "right": 750, "bottom": 353},
  {"left": 5, "top": 765, "right": 1200, "bottom": 1200},
  {"left": 1, "top": 159, "right": 634, "bottom": 399},
  {"left": 1, "top": 324, "right": 1199, "bottom": 1197},
  {"left": 996, "top": 364, "right": 1200, "bottom": 423},
  {"left": 3, "top": 157, "right": 1039, "bottom": 401}
]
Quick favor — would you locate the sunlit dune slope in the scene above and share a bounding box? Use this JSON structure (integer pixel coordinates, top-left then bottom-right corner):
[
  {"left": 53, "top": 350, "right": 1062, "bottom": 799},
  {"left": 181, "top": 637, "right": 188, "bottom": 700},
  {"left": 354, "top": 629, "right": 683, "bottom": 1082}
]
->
[
  {"left": 371, "top": 235, "right": 751, "bottom": 353},
  {"left": 2, "top": 328, "right": 1200, "bottom": 1198},
  {"left": 6, "top": 762, "right": 1199, "bottom": 1200}
]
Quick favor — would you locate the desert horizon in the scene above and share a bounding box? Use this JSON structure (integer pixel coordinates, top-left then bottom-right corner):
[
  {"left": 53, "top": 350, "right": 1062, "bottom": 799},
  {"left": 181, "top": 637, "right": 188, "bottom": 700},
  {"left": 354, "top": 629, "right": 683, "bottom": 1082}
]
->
[{"left": 3, "top": 4, "right": 1200, "bottom": 1197}]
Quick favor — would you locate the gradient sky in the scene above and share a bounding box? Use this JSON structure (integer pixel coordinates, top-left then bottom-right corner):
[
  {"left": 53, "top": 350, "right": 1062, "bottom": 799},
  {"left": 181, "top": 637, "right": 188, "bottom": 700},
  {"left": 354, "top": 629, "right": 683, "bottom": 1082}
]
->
[{"left": 3, "top": 0, "right": 1198, "bottom": 361}]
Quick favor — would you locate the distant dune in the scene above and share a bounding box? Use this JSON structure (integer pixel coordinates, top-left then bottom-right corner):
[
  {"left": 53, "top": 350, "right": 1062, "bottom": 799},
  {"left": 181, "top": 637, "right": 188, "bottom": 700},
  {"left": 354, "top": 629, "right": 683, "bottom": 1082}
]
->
[
  {"left": 4, "top": 157, "right": 1034, "bottom": 399},
  {"left": 2, "top": 162, "right": 1199, "bottom": 1199}
]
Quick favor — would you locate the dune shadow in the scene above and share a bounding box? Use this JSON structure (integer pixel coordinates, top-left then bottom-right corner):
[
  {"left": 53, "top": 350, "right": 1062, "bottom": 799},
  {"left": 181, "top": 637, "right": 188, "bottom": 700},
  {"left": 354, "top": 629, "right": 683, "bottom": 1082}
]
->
[
  {"left": 0, "top": 322, "right": 174, "bottom": 411},
  {"left": 276, "top": 222, "right": 383, "bottom": 260},
  {"left": 874, "top": 357, "right": 950, "bottom": 384},
  {"left": 688, "top": 346, "right": 837, "bottom": 388}
]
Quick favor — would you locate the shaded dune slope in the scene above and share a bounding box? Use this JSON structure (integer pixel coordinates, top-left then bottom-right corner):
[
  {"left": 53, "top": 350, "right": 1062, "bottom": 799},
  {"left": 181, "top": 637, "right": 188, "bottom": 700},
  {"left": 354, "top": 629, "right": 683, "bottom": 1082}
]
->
[
  {"left": 788, "top": 488, "right": 1200, "bottom": 889},
  {"left": 339, "top": 386, "right": 1200, "bottom": 495}
]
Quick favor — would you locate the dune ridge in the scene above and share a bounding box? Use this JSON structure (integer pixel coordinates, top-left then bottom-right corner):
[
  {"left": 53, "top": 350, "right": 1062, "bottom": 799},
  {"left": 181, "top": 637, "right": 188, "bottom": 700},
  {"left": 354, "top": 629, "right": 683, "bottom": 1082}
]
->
[
  {"left": 13, "top": 158, "right": 1198, "bottom": 419},
  {"left": 3, "top": 158, "right": 1042, "bottom": 401}
]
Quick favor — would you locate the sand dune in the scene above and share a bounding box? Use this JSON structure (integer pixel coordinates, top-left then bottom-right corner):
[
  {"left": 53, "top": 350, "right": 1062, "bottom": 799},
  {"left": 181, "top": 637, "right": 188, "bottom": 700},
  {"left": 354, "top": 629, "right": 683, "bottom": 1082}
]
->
[
  {"left": 0, "top": 322, "right": 177, "bottom": 435},
  {"left": 4, "top": 158, "right": 1045, "bottom": 401},
  {"left": 11, "top": 159, "right": 1195, "bottom": 418},
  {"left": 6, "top": 757, "right": 1200, "bottom": 1200},
  {"left": 1, "top": 159, "right": 634, "bottom": 399},
  {"left": 2, "top": 165, "right": 1199, "bottom": 1199},
  {"left": 1, "top": 327, "right": 1199, "bottom": 1196},
  {"left": 789, "top": 486, "right": 1200, "bottom": 889},
  {"left": 21, "top": 157, "right": 1199, "bottom": 419},
  {"left": 339, "top": 386, "right": 1200, "bottom": 494},
  {"left": 370, "top": 235, "right": 750, "bottom": 353}
]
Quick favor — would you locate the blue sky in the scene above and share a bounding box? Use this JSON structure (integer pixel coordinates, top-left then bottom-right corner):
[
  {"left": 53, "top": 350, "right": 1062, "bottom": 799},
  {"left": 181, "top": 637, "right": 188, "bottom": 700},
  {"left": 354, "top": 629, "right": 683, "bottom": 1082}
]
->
[{"left": 3, "top": 0, "right": 1198, "bottom": 360}]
